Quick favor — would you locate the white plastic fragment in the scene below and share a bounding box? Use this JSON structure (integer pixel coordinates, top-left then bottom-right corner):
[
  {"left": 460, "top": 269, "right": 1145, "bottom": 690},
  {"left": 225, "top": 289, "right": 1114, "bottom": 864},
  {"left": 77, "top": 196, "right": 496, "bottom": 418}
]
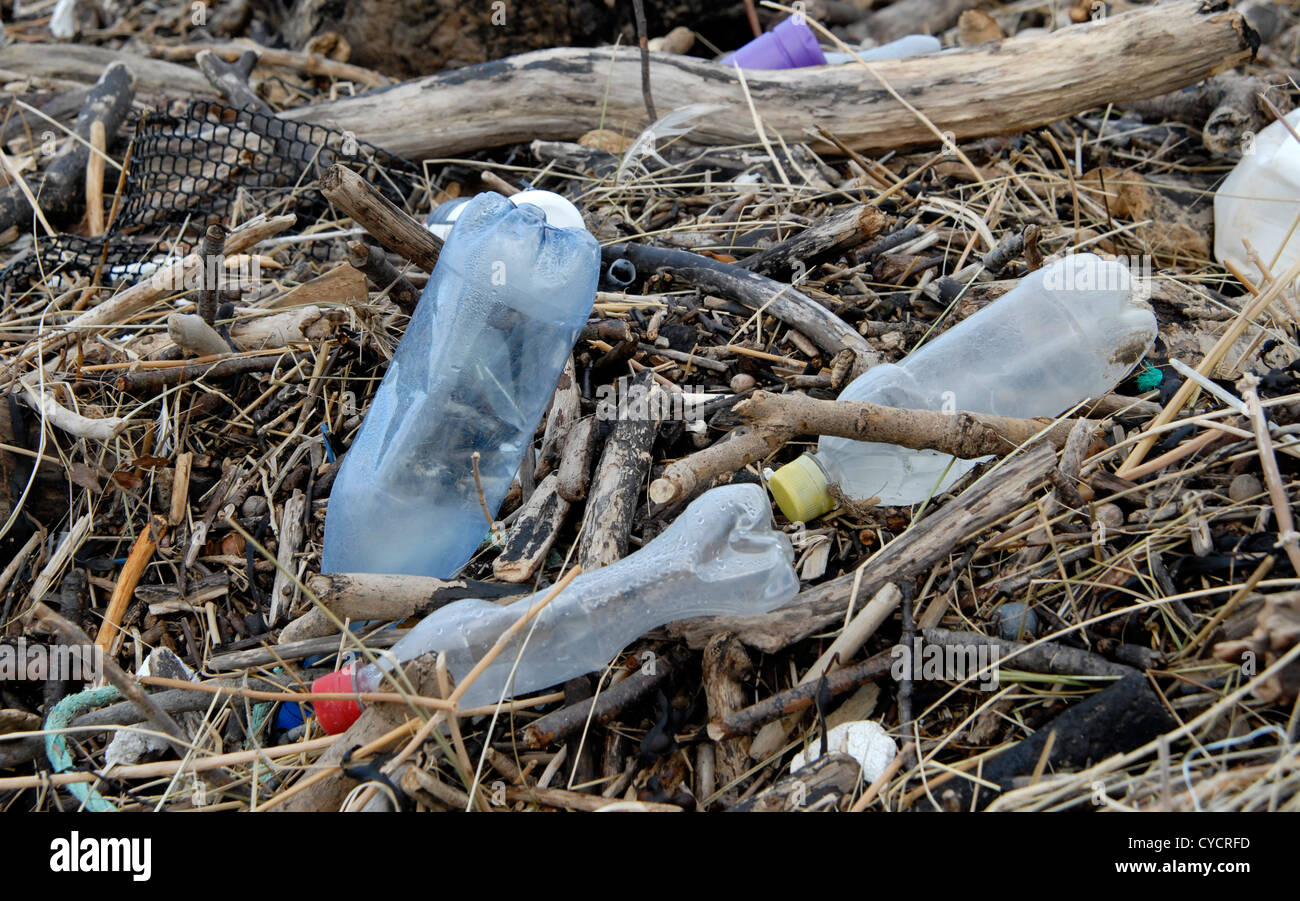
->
[
  {"left": 789, "top": 720, "right": 897, "bottom": 783},
  {"left": 104, "top": 648, "right": 197, "bottom": 767}
]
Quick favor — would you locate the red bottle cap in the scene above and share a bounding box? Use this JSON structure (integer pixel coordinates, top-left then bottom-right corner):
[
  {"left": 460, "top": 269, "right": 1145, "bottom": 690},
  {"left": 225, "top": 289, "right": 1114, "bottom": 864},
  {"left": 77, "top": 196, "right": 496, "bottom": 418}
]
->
[{"left": 312, "top": 665, "right": 362, "bottom": 734}]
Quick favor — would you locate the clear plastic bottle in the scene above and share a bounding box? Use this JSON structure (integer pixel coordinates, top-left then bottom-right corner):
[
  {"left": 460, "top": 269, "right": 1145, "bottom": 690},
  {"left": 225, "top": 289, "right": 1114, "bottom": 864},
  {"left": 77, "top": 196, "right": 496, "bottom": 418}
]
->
[
  {"left": 322, "top": 192, "right": 600, "bottom": 578},
  {"left": 312, "top": 483, "right": 798, "bottom": 732},
  {"left": 768, "top": 254, "right": 1157, "bottom": 518},
  {"left": 1214, "top": 107, "right": 1300, "bottom": 279}
]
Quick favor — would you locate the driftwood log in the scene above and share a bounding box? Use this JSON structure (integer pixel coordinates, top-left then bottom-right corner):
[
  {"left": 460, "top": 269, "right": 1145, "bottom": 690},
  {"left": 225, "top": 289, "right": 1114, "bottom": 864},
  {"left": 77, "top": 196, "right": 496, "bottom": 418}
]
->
[
  {"left": 285, "top": 3, "right": 1254, "bottom": 159},
  {"left": 0, "top": 43, "right": 214, "bottom": 97}
]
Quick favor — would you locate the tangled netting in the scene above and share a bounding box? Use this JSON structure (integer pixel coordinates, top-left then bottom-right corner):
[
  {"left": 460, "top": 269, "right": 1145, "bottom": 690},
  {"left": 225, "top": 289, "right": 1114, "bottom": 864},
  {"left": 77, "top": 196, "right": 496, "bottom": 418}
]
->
[{"left": 1, "top": 99, "right": 423, "bottom": 298}]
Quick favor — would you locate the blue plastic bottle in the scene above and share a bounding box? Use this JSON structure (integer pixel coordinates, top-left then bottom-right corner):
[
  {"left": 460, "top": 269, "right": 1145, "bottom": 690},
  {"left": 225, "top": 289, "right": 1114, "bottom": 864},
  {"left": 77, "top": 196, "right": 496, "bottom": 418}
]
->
[{"left": 322, "top": 192, "right": 600, "bottom": 577}]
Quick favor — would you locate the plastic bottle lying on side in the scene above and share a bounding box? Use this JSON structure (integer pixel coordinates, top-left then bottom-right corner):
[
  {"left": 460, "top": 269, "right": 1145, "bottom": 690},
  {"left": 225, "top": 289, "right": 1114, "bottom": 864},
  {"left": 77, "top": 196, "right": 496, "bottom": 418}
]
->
[
  {"left": 321, "top": 191, "right": 599, "bottom": 578},
  {"left": 312, "top": 483, "right": 798, "bottom": 732},
  {"left": 1214, "top": 107, "right": 1300, "bottom": 280},
  {"left": 768, "top": 254, "right": 1157, "bottom": 518},
  {"left": 822, "top": 34, "right": 942, "bottom": 64}
]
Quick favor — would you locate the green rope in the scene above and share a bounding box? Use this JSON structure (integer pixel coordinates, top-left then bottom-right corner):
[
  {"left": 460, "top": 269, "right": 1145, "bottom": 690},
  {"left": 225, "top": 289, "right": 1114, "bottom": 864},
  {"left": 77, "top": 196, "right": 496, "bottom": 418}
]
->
[{"left": 45, "top": 684, "right": 122, "bottom": 812}]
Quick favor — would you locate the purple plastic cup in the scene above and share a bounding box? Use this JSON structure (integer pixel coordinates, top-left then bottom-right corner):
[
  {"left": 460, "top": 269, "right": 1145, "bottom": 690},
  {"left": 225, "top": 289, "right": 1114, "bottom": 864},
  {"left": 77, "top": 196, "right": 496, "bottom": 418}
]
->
[{"left": 720, "top": 16, "right": 827, "bottom": 69}]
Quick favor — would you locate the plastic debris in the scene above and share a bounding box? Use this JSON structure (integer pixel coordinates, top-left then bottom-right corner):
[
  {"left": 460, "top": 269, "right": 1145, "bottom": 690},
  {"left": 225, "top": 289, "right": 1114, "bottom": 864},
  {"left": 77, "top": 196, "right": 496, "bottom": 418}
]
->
[
  {"left": 323, "top": 191, "right": 600, "bottom": 578},
  {"left": 312, "top": 483, "right": 799, "bottom": 731},
  {"left": 789, "top": 720, "right": 898, "bottom": 783},
  {"left": 1213, "top": 107, "right": 1300, "bottom": 280},
  {"left": 768, "top": 253, "right": 1157, "bottom": 516}
]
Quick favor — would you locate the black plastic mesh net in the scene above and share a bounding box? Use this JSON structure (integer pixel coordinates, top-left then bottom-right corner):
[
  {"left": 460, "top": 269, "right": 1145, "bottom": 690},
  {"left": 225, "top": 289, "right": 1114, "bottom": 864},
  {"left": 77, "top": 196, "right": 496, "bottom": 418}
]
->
[{"left": 1, "top": 99, "right": 424, "bottom": 298}]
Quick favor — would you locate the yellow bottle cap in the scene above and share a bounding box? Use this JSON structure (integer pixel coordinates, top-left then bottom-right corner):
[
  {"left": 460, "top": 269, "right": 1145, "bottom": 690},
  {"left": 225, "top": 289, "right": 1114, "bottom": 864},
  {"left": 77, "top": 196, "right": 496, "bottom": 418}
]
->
[{"left": 768, "top": 455, "right": 834, "bottom": 523}]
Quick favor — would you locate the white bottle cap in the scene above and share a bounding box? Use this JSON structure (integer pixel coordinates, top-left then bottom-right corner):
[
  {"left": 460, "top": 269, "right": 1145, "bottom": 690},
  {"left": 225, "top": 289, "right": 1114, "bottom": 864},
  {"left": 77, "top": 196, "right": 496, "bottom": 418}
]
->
[
  {"left": 510, "top": 190, "right": 588, "bottom": 232},
  {"left": 425, "top": 189, "right": 587, "bottom": 240}
]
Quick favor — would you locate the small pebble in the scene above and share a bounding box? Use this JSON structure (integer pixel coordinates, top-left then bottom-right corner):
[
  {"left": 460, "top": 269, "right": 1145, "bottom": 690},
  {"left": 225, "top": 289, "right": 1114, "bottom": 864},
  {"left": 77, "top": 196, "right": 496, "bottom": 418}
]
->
[
  {"left": 993, "top": 601, "right": 1038, "bottom": 640},
  {"left": 242, "top": 495, "right": 269, "bottom": 518},
  {"left": 730, "top": 373, "right": 756, "bottom": 394},
  {"left": 1229, "top": 473, "right": 1262, "bottom": 502},
  {"left": 1094, "top": 502, "right": 1124, "bottom": 533}
]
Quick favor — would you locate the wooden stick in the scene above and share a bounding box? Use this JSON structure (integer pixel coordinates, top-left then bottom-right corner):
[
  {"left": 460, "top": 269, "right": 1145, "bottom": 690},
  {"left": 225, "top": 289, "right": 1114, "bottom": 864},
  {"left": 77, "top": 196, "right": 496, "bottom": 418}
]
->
[
  {"left": 577, "top": 371, "right": 661, "bottom": 570},
  {"left": 302, "top": 571, "right": 524, "bottom": 623},
  {"left": 650, "top": 424, "right": 789, "bottom": 506},
  {"left": 650, "top": 390, "right": 1078, "bottom": 506},
  {"left": 85, "top": 119, "right": 105, "bottom": 236},
  {"left": 737, "top": 390, "right": 1079, "bottom": 457},
  {"left": 268, "top": 489, "right": 306, "bottom": 626},
  {"left": 151, "top": 40, "right": 391, "bottom": 88},
  {"left": 521, "top": 649, "right": 686, "bottom": 748},
  {"left": 167, "top": 313, "right": 231, "bottom": 357},
  {"left": 28, "top": 512, "right": 92, "bottom": 606},
  {"left": 493, "top": 473, "right": 571, "bottom": 583},
  {"left": 320, "top": 164, "right": 441, "bottom": 272},
  {"left": 95, "top": 515, "right": 167, "bottom": 652},
  {"left": 168, "top": 452, "right": 193, "bottom": 527},
  {"left": 283, "top": 3, "right": 1254, "bottom": 159},
  {"left": 195, "top": 48, "right": 268, "bottom": 113},
  {"left": 739, "top": 204, "right": 888, "bottom": 277},
  {"left": 607, "top": 242, "right": 875, "bottom": 370},
  {"left": 1239, "top": 373, "right": 1300, "bottom": 576},
  {"left": 702, "top": 633, "right": 754, "bottom": 800},
  {"left": 346, "top": 241, "right": 419, "bottom": 314},
  {"left": 708, "top": 650, "right": 895, "bottom": 741}
]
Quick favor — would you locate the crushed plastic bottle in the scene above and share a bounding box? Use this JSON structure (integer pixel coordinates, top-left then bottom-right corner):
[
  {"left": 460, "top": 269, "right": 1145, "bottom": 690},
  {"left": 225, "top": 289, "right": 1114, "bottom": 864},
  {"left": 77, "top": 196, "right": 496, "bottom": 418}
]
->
[
  {"left": 322, "top": 191, "right": 599, "bottom": 578},
  {"left": 1214, "top": 107, "right": 1300, "bottom": 279},
  {"left": 312, "top": 483, "right": 798, "bottom": 732},
  {"left": 768, "top": 254, "right": 1157, "bottom": 518}
]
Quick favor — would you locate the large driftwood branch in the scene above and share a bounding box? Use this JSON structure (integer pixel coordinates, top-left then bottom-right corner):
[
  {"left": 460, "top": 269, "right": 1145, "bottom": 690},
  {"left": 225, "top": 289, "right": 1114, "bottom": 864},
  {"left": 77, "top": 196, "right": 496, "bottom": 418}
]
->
[
  {"left": 0, "top": 43, "right": 214, "bottom": 97},
  {"left": 284, "top": 2, "right": 1254, "bottom": 159}
]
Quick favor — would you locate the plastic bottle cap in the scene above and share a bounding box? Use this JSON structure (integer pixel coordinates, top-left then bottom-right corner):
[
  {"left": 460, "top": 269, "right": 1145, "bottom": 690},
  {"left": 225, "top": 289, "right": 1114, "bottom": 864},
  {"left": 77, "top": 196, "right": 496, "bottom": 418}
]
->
[
  {"left": 424, "top": 190, "right": 588, "bottom": 240},
  {"left": 768, "top": 455, "right": 834, "bottom": 523},
  {"left": 311, "top": 665, "right": 362, "bottom": 734},
  {"left": 720, "top": 16, "right": 827, "bottom": 69},
  {"left": 510, "top": 190, "right": 587, "bottom": 232}
]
